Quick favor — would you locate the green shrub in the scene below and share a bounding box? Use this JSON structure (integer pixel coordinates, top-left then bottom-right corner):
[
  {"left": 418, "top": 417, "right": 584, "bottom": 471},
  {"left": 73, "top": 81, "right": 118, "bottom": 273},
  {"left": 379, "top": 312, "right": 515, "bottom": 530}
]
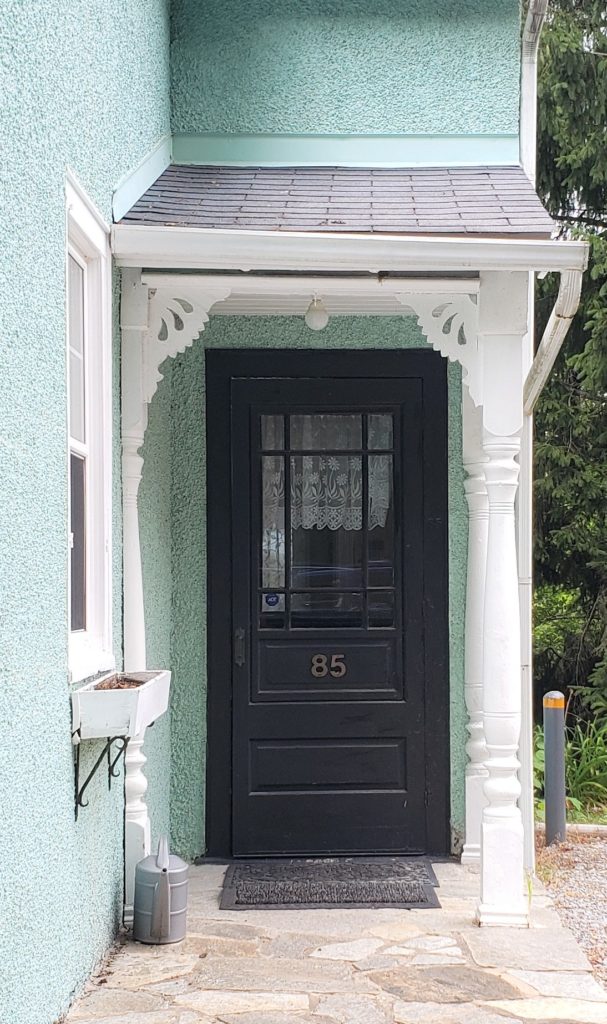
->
[{"left": 533, "top": 717, "right": 607, "bottom": 813}]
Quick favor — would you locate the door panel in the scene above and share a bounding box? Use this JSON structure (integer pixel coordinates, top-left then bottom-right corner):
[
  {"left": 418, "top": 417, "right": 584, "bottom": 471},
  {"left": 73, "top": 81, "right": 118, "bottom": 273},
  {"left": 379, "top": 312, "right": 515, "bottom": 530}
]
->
[
  {"left": 256, "top": 637, "right": 400, "bottom": 700},
  {"left": 231, "top": 378, "right": 425, "bottom": 856}
]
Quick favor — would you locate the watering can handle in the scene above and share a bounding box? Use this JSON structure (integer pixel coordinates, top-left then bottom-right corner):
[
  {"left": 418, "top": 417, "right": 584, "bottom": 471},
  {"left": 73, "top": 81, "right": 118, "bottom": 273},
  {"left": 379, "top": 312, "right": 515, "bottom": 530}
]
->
[{"left": 150, "top": 870, "right": 171, "bottom": 941}]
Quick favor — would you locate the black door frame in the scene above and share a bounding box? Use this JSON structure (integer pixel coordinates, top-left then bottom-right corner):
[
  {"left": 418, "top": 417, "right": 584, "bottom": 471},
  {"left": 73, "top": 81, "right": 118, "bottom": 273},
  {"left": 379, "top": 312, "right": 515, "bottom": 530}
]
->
[{"left": 206, "top": 349, "right": 450, "bottom": 858}]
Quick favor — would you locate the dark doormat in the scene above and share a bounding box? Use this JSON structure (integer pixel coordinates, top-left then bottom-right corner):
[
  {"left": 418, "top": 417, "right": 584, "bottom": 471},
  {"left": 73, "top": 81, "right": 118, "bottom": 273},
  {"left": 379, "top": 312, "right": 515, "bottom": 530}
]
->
[{"left": 220, "top": 857, "right": 441, "bottom": 910}]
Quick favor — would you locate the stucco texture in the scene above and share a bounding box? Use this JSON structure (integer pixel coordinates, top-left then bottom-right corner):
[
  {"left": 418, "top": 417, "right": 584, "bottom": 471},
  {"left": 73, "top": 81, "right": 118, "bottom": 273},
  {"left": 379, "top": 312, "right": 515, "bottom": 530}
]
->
[
  {"left": 170, "top": 0, "right": 520, "bottom": 136},
  {"left": 139, "top": 316, "right": 466, "bottom": 861},
  {"left": 0, "top": 6, "right": 170, "bottom": 1024}
]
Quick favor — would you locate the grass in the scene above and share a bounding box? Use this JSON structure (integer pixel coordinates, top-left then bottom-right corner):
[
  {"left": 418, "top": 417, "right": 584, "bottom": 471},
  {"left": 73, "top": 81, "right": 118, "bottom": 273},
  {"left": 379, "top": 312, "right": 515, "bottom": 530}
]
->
[{"left": 535, "top": 803, "right": 607, "bottom": 825}]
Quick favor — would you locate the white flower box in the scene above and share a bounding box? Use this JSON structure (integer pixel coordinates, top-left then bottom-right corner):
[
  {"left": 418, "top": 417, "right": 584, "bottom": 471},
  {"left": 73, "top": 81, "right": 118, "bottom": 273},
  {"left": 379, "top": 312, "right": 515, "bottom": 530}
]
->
[{"left": 72, "top": 670, "right": 171, "bottom": 742}]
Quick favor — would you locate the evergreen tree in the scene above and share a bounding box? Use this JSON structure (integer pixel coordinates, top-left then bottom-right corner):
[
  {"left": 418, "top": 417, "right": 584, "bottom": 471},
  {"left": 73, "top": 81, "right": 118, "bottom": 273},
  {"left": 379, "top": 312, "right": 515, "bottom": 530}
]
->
[{"left": 534, "top": 0, "right": 607, "bottom": 712}]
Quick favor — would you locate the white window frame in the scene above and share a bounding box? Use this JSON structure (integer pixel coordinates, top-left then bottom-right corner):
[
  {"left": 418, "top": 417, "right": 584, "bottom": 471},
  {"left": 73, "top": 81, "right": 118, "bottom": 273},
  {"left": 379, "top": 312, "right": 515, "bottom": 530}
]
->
[{"left": 66, "top": 171, "right": 114, "bottom": 683}]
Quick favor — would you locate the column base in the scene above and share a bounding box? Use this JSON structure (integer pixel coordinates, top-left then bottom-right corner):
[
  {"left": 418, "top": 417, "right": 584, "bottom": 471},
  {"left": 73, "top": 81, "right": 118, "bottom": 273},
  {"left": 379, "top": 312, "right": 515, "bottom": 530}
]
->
[
  {"left": 461, "top": 769, "right": 488, "bottom": 866},
  {"left": 461, "top": 843, "right": 481, "bottom": 865},
  {"left": 478, "top": 815, "right": 528, "bottom": 927},
  {"left": 476, "top": 902, "right": 529, "bottom": 928}
]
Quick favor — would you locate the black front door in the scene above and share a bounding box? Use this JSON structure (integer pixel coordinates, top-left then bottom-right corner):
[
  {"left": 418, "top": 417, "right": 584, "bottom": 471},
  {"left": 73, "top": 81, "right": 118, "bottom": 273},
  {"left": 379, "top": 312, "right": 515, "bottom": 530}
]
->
[{"left": 206, "top": 351, "right": 449, "bottom": 858}]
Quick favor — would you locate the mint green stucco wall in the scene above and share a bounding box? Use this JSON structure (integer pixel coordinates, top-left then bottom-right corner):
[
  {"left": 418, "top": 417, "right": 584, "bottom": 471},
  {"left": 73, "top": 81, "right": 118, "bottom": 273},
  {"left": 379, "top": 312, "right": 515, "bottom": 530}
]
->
[
  {"left": 170, "top": 0, "right": 520, "bottom": 137},
  {"left": 0, "top": 6, "right": 170, "bottom": 1024},
  {"left": 139, "top": 317, "right": 467, "bottom": 861}
]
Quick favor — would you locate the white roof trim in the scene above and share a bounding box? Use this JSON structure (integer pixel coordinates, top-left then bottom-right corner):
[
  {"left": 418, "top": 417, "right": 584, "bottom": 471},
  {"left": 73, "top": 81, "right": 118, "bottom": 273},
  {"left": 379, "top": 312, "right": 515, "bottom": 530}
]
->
[{"left": 112, "top": 224, "right": 588, "bottom": 274}]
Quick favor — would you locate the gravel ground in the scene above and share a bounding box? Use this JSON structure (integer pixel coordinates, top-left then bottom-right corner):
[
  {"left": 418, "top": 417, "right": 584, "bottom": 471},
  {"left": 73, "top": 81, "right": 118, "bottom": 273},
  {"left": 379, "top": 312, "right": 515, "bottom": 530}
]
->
[{"left": 537, "top": 832, "right": 607, "bottom": 987}]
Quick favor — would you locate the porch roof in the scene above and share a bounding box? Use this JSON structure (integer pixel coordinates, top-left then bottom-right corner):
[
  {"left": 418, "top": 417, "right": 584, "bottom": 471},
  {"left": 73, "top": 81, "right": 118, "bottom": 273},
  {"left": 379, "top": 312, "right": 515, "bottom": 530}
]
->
[{"left": 120, "top": 164, "right": 554, "bottom": 238}]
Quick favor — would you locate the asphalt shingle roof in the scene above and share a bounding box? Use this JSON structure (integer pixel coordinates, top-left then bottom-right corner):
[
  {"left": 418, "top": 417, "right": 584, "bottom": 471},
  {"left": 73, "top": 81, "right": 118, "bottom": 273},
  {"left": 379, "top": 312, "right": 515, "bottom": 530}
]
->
[{"left": 121, "top": 164, "right": 554, "bottom": 237}]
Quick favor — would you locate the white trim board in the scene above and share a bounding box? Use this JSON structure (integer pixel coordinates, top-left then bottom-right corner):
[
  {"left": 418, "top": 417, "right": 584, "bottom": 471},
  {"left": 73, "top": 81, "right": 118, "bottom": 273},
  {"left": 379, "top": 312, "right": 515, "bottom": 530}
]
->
[
  {"left": 172, "top": 132, "right": 520, "bottom": 168},
  {"left": 113, "top": 225, "right": 588, "bottom": 275},
  {"left": 140, "top": 272, "right": 480, "bottom": 318},
  {"left": 113, "top": 135, "right": 172, "bottom": 223}
]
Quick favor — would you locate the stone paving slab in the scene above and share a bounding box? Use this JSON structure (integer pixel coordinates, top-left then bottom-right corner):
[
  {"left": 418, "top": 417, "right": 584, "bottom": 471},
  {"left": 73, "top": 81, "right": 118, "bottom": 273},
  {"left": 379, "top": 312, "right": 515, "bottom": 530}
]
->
[
  {"left": 312, "top": 993, "right": 394, "bottom": 1024},
  {"left": 463, "top": 924, "right": 592, "bottom": 972},
  {"left": 64, "top": 861, "right": 606, "bottom": 1024},
  {"left": 262, "top": 931, "right": 339, "bottom": 958},
  {"left": 368, "top": 964, "right": 524, "bottom": 1003},
  {"left": 174, "top": 991, "right": 310, "bottom": 1015},
  {"left": 485, "top": 996, "right": 607, "bottom": 1022},
  {"left": 190, "top": 953, "right": 377, "bottom": 993},
  {"left": 67, "top": 987, "right": 167, "bottom": 1019},
  {"left": 506, "top": 968, "right": 607, "bottom": 1001},
  {"left": 219, "top": 1015, "right": 337, "bottom": 1024},
  {"left": 310, "top": 937, "right": 384, "bottom": 960},
  {"left": 100, "top": 952, "right": 202, "bottom": 991},
  {"left": 393, "top": 1001, "right": 522, "bottom": 1024},
  {"left": 68, "top": 1012, "right": 206, "bottom": 1024}
]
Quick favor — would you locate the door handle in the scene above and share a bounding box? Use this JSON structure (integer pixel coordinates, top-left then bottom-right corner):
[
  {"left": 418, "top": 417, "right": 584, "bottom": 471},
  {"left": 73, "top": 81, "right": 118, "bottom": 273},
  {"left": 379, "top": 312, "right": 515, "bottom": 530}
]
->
[{"left": 233, "top": 627, "right": 246, "bottom": 667}]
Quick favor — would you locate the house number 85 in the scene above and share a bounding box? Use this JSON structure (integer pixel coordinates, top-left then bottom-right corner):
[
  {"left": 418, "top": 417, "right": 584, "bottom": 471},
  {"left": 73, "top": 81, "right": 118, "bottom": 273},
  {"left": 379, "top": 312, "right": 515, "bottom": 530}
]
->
[{"left": 310, "top": 654, "right": 347, "bottom": 678}]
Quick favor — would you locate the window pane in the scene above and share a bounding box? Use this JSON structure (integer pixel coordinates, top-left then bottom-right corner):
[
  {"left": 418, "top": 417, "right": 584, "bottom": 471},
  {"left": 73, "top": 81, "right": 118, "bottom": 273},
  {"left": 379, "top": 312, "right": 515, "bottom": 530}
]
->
[
  {"left": 368, "top": 455, "right": 394, "bottom": 586},
  {"left": 69, "top": 350, "right": 85, "bottom": 445},
  {"left": 262, "top": 456, "right": 285, "bottom": 587},
  {"left": 290, "top": 414, "right": 362, "bottom": 450},
  {"left": 68, "top": 255, "right": 85, "bottom": 444},
  {"left": 261, "top": 415, "right": 284, "bottom": 450},
  {"left": 291, "top": 592, "right": 363, "bottom": 629},
  {"left": 291, "top": 454, "right": 363, "bottom": 589},
  {"left": 260, "top": 592, "right": 285, "bottom": 629},
  {"left": 70, "top": 452, "right": 86, "bottom": 631},
  {"left": 369, "top": 591, "right": 395, "bottom": 628},
  {"left": 368, "top": 414, "right": 393, "bottom": 450}
]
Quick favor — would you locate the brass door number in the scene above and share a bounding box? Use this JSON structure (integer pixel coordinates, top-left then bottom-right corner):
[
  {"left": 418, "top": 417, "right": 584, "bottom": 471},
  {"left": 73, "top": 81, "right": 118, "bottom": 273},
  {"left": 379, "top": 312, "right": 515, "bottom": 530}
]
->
[{"left": 310, "top": 654, "right": 347, "bottom": 678}]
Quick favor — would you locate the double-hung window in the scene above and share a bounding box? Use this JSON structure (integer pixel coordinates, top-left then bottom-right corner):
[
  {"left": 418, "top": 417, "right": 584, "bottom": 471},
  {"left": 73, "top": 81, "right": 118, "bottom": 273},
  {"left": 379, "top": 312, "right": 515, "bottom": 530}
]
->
[{"left": 66, "top": 173, "right": 113, "bottom": 682}]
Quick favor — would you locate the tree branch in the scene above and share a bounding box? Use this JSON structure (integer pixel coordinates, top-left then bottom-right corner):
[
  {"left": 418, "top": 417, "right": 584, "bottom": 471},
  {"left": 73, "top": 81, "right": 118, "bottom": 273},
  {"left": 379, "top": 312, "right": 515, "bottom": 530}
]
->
[{"left": 552, "top": 212, "right": 607, "bottom": 229}]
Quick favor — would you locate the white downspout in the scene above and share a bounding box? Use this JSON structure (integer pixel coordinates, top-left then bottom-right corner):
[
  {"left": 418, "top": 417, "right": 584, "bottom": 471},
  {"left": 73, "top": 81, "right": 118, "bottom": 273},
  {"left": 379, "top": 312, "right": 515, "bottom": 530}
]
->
[{"left": 519, "top": 0, "right": 548, "bottom": 874}]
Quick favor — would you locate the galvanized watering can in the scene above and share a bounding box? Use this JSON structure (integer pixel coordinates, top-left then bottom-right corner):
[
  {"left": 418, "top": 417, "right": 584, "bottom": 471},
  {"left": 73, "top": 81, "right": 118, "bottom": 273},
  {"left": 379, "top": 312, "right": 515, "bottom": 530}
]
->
[{"left": 133, "top": 836, "right": 188, "bottom": 944}]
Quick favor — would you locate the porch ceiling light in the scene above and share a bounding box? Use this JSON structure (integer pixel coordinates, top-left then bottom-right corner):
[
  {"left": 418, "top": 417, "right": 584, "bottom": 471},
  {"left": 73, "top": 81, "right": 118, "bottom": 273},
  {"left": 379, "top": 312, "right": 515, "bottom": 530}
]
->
[{"left": 305, "top": 296, "right": 329, "bottom": 331}]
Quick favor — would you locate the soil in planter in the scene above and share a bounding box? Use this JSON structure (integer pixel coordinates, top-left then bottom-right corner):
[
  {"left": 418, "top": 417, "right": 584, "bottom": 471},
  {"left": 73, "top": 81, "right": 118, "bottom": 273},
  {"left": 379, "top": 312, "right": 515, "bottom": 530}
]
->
[{"left": 94, "top": 674, "right": 147, "bottom": 691}]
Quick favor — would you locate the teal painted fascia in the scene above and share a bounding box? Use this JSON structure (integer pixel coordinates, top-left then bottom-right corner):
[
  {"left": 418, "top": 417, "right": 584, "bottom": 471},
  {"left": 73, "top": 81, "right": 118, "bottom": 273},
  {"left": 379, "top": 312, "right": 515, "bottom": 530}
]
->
[
  {"left": 113, "top": 134, "right": 172, "bottom": 221},
  {"left": 172, "top": 133, "right": 520, "bottom": 168}
]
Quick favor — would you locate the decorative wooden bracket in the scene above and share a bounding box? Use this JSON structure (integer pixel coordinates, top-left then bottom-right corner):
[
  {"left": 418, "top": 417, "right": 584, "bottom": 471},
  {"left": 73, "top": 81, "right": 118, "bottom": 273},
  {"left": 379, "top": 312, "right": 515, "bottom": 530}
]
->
[
  {"left": 397, "top": 293, "right": 480, "bottom": 404},
  {"left": 143, "top": 286, "right": 232, "bottom": 405},
  {"left": 120, "top": 272, "right": 232, "bottom": 673}
]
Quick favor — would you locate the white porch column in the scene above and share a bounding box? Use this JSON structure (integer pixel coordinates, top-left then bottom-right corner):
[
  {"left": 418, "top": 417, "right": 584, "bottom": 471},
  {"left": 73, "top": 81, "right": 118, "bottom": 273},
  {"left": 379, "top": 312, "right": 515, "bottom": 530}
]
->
[
  {"left": 120, "top": 273, "right": 231, "bottom": 920},
  {"left": 461, "top": 392, "right": 488, "bottom": 864},
  {"left": 476, "top": 272, "right": 529, "bottom": 926},
  {"left": 120, "top": 270, "right": 151, "bottom": 922}
]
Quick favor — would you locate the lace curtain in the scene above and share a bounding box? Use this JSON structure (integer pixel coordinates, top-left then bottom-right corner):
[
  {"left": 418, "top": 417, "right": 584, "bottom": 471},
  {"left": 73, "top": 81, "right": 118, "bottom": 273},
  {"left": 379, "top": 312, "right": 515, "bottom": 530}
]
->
[{"left": 263, "top": 415, "right": 392, "bottom": 532}]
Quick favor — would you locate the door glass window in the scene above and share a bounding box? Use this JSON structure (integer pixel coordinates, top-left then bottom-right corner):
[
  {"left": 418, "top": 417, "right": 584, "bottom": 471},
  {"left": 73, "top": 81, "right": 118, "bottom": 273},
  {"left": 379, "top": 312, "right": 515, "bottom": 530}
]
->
[
  {"left": 259, "top": 412, "right": 396, "bottom": 630},
  {"left": 290, "top": 414, "right": 362, "bottom": 450},
  {"left": 262, "top": 456, "right": 285, "bottom": 588},
  {"left": 368, "top": 455, "right": 394, "bottom": 588},
  {"left": 368, "top": 414, "right": 393, "bottom": 450},
  {"left": 261, "top": 415, "right": 284, "bottom": 450}
]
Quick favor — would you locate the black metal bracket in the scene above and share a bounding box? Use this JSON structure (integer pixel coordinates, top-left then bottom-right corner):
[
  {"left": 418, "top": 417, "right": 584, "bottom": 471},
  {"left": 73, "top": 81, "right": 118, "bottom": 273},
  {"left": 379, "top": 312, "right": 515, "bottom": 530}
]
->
[{"left": 73, "top": 734, "right": 129, "bottom": 819}]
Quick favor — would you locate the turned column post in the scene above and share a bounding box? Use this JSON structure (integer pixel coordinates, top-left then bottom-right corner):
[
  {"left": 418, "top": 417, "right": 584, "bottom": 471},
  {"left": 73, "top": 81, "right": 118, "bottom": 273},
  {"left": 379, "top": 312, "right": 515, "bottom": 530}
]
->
[
  {"left": 120, "top": 269, "right": 151, "bottom": 922},
  {"left": 461, "top": 391, "right": 488, "bottom": 864},
  {"left": 476, "top": 272, "right": 529, "bottom": 926},
  {"left": 119, "top": 274, "right": 232, "bottom": 920}
]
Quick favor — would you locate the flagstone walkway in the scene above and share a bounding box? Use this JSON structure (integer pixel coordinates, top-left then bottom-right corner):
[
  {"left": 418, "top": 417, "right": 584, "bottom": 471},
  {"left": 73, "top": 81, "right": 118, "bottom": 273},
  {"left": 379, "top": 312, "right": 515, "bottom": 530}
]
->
[{"left": 65, "top": 861, "right": 607, "bottom": 1024}]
